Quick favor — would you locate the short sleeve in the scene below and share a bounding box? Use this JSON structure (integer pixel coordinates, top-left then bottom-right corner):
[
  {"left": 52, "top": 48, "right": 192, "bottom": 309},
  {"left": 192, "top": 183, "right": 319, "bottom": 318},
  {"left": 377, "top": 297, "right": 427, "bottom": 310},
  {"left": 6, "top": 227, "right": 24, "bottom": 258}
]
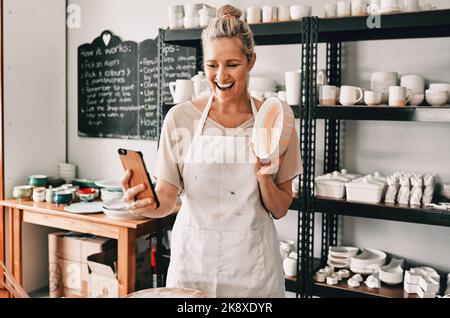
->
[
  {"left": 274, "top": 128, "right": 303, "bottom": 185},
  {"left": 153, "top": 110, "right": 183, "bottom": 190}
]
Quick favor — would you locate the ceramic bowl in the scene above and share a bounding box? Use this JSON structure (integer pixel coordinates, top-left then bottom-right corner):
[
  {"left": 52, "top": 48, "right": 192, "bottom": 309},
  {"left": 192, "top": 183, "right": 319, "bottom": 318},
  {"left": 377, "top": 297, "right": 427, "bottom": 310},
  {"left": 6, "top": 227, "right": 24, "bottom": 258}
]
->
[
  {"left": 350, "top": 248, "right": 387, "bottom": 268},
  {"left": 379, "top": 258, "right": 404, "bottom": 285},
  {"left": 28, "top": 175, "right": 49, "bottom": 187},
  {"left": 408, "top": 93, "right": 425, "bottom": 106},
  {"left": 328, "top": 246, "right": 359, "bottom": 258},
  {"left": 252, "top": 97, "right": 295, "bottom": 163},
  {"left": 13, "top": 185, "right": 33, "bottom": 199},
  {"left": 54, "top": 190, "right": 73, "bottom": 205},
  {"left": 425, "top": 90, "right": 448, "bottom": 106},
  {"left": 102, "top": 206, "right": 146, "bottom": 220},
  {"left": 78, "top": 188, "right": 99, "bottom": 202}
]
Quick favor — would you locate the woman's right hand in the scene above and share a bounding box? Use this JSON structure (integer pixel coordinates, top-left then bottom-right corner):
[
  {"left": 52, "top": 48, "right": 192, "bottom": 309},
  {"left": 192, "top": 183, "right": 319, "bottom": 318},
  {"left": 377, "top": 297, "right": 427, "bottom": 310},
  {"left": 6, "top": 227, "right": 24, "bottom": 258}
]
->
[{"left": 121, "top": 169, "right": 157, "bottom": 217}]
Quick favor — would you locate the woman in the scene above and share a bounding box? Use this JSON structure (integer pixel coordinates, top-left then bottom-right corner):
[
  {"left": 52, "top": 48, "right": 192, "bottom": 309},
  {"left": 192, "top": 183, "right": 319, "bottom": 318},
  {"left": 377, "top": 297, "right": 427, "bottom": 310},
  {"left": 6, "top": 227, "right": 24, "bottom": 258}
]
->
[{"left": 121, "top": 5, "right": 302, "bottom": 297}]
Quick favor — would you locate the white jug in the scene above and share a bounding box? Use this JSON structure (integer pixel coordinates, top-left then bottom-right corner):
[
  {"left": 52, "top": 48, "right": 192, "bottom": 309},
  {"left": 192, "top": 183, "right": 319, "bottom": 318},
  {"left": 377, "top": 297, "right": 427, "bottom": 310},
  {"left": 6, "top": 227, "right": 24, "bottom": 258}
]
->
[
  {"left": 169, "top": 79, "right": 194, "bottom": 104},
  {"left": 191, "top": 71, "right": 208, "bottom": 99}
]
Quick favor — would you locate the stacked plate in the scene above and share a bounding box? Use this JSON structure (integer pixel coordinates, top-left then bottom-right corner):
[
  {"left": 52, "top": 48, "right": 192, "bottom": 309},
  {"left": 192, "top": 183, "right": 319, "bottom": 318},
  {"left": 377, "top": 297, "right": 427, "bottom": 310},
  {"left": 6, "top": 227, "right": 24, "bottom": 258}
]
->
[
  {"left": 95, "top": 179, "right": 123, "bottom": 202},
  {"left": 327, "top": 246, "right": 358, "bottom": 269},
  {"left": 102, "top": 198, "right": 146, "bottom": 220},
  {"left": 58, "top": 163, "right": 77, "bottom": 183}
]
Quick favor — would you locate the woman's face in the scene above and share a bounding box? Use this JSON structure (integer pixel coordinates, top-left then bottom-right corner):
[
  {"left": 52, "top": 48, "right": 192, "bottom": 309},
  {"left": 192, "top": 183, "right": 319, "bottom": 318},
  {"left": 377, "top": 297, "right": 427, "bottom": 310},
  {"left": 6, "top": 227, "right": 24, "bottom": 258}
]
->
[{"left": 203, "top": 37, "right": 255, "bottom": 105}]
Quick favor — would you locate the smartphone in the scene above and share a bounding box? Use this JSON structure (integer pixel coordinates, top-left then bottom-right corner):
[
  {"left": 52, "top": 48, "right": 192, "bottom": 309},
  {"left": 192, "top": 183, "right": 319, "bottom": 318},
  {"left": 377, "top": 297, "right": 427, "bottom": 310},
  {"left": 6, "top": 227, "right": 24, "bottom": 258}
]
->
[{"left": 118, "top": 148, "right": 160, "bottom": 208}]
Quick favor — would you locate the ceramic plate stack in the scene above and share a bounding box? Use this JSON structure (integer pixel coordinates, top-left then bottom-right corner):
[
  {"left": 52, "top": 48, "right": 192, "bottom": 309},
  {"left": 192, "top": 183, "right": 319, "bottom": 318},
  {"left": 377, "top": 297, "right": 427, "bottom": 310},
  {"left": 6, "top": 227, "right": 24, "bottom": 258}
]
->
[
  {"left": 350, "top": 248, "right": 387, "bottom": 274},
  {"left": 102, "top": 198, "right": 146, "bottom": 220},
  {"left": 95, "top": 179, "right": 124, "bottom": 202},
  {"left": 58, "top": 163, "right": 77, "bottom": 183},
  {"left": 327, "top": 246, "right": 358, "bottom": 269}
]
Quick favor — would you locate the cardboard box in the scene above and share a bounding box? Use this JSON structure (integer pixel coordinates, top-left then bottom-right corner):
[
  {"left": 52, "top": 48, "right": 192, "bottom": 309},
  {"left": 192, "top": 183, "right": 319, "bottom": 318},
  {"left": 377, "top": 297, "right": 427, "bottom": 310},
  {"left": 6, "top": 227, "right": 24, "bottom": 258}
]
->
[
  {"left": 87, "top": 247, "right": 152, "bottom": 298},
  {"left": 48, "top": 232, "right": 116, "bottom": 298}
]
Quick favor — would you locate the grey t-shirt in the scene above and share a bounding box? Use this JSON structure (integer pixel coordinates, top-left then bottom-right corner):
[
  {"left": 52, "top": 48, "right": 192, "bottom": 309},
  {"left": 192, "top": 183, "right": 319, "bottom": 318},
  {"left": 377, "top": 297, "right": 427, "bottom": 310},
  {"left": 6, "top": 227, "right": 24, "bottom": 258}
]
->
[{"left": 154, "top": 101, "right": 303, "bottom": 190}]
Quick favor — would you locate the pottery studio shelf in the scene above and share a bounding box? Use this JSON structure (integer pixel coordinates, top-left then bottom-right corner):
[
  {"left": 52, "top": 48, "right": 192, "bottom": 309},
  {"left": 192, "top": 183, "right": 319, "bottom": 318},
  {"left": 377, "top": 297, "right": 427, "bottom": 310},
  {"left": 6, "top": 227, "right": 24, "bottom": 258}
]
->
[
  {"left": 317, "top": 9, "right": 450, "bottom": 42},
  {"left": 290, "top": 197, "right": 450, "bottom": 227},
  {"left": 163, "top": 9, "right": 450, "bottom": 46},
  {"left": 316, "top": 105, "right": 450, "bottom": 122}
]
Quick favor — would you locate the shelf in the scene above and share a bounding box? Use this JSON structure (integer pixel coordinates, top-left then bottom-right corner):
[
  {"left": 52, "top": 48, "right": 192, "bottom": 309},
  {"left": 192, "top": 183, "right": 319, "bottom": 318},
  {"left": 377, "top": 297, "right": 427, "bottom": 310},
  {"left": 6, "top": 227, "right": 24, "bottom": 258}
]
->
[
  {"left": 318, "top": 9, "right": 450, "bottom": 42},
  {"left": 313, "top": 279, "right": 417, "bottom": 298},
  {"left": 315, "top": 197, "right": 450, "bottom": 227},
  {"left": 163, "top": 21, "right": 305, "bottom": 47},
  {"left": 316, "top": 105, "right": 450, "bottom": 122}
]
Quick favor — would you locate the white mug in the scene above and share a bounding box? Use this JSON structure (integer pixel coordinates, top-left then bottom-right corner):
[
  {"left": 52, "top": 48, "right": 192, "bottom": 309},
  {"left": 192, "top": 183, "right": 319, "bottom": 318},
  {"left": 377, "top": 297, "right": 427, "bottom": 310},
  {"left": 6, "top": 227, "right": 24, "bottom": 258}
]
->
[
  {"left": 278, "top": 5, "right": 291, "bottom": 21},
  {"left": 364, "top": 91, "right": 382, "bottom": 105},
  {"left": 324, "top": 3, "right": 338, "bottom": 17},
  {"left": 401, "top": 0, "right": 419, "bottom": 12},
  {"left": 290, "top": 5, "right": 312, "bottom": 20},
  {"left": 389, "top": 86, "right": 409, "bottom": 106},
  {"left": 169, "top": 79, "right": 194, "bottom": 104},
  {"left": 381, "top": 0, "right": 400, "bottom": 11},
  {"left": 351, "top": 0, "right": 368, "bottom": 16},
  {"left": 337, "top": 1, "right": 351, "bottom": 17},
  {"left": 285, "top": 70, "right": 302, "bottom": 105},
  {"left": 247, "top": 7, "right": 261, "bottom": 24},
  {"left": 283, "top": 257, "right": 297, "bottom": 277},
  {"left": 339, "top": 86, "right": 364, "bottom": 105},
  {"left": 319, "top": 85, "right": 338, "bottom": 106},
  {"left": 262, "top": 5, "right": 274, "bottom": 23}
]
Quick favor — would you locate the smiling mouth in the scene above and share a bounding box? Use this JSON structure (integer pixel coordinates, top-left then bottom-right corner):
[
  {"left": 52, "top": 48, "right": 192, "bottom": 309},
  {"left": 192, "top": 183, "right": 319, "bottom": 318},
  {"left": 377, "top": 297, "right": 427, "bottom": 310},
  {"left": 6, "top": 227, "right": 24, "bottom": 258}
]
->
[{"left": 215, "top": 82, "right": 235, "bottom": 91}]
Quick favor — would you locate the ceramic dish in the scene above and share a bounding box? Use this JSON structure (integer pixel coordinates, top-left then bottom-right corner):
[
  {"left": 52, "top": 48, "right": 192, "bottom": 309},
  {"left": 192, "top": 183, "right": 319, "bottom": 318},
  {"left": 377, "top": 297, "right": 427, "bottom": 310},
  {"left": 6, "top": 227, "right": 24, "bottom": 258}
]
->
[
  {"left": 379, "top": 258, "right": 404, "bottom": 285},
  {"left": 350, "top": 248, "right": 387, "bottom": 268},
  {"left": 328, "top": 246, "right": 359, "bottom": 258},
  {"left": 28, "top": 175, "right": 49, "bottom": 187},
  {"left": 252, "top": 97, "right": 295, "bottom": 163},
  {"left": 64, "top": 202, "right": 103, "bottom": 214},
  {"left": 102, "top": 207, "right": 146, "bottom": 220}
]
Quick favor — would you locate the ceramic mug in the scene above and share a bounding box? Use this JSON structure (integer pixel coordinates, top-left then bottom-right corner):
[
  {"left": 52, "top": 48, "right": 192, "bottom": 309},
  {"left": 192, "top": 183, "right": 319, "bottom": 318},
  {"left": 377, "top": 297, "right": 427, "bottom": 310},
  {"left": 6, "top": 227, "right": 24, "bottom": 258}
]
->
[
  {"left": 262, "top": 5, "right": 276, "bottom": 22},
  {"left": 169, "top": 79, "right": 194, "bottom": 104},
  {"left": 364, "top": 90, "right": 382, "bottom": 105},
  {"left": 247, "top": 7, "right": 261, "bottom": 24},
  {"left": 290, "top": 5, "right": 312, "bottom": 20},
  {"left": 351, "top": 0, "right": 368, "bottom": 16},
  {"left": 283, "top": 257, "right": 297, "bottom": 276},
  {"left": 389, "top": 86, "right": 409, "bottom": 106},
  {"left": 337, "top": 1, "right": 351, "bottom": 17},
  {"left": 285, "top": 70, "right": 301, "bottom": 105},
  {"left": 324, "top": 3, "right": 337, "bottom": 17},
  {"left": 339, "top": 86, "right": 364, "bottom": 105},
  {"left": 33, "top": 187, "right": 46, "bottom": 202},
  {"left": 401, "top": 0, "right": 419, "bottom": 12},
  {"left": 319, "top": 85, "right": 338, "bottom": 106},
  {"left": 277, "top": 5, "right": 290, "bottom": 21}
]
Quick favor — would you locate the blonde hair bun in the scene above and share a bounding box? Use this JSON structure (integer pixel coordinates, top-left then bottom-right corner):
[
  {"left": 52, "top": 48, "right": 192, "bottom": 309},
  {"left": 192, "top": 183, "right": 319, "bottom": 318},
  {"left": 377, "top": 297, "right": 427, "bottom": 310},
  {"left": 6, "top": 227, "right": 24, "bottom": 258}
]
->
[{"left": 216, "top": 5, "right": 242, "bottom": 19}]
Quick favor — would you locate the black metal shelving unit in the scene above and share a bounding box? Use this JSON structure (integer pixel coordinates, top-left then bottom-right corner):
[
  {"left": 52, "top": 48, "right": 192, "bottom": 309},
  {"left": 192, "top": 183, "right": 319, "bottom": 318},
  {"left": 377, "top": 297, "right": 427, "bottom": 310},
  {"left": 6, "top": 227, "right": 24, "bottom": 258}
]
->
[
  {"left": 158, "top": 20, "right": 313, "bottom": 298},
  {"left": 307, "top": 9, "right": 450, "bottom": 298}
]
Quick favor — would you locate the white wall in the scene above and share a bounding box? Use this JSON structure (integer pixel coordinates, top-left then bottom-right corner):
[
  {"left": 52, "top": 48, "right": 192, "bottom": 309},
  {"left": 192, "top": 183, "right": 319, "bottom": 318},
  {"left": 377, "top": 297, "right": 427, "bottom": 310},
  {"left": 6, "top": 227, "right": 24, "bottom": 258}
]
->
[
  {"left": 67, "top": 0, "right": 450, "bottom": 274},
  {"left": 4, "top": 0, "right": 66, "bottom": 291}
]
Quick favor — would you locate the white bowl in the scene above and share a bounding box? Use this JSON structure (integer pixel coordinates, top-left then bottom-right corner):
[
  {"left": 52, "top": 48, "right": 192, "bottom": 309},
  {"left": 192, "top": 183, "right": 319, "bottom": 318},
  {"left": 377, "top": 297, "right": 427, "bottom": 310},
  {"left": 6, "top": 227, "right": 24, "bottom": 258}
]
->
[
  {"left": 426, "top": 90, "right": 448, "bottom": 106},
  {"left": 252, "top": 97, "right": 295, "bottom": 163},
  {"left": 350, "top": 248, "right": 387, "bottom": 268},
  {"left": 429, "top": 83, "right": 450, "bottom": 103},
  {"left": 408, "top": 93, "right": 425, "bottom": 106},
  {"left": 379, "top": 258, "right": 404, "bottom": 285}
]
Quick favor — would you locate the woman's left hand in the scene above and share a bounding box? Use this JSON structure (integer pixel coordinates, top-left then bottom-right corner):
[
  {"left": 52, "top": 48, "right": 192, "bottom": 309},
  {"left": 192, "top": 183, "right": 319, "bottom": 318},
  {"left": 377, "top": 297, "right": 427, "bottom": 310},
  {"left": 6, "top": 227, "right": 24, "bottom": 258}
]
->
[{"left": 249, "top": 142, "right": 285, "bottom": 182}]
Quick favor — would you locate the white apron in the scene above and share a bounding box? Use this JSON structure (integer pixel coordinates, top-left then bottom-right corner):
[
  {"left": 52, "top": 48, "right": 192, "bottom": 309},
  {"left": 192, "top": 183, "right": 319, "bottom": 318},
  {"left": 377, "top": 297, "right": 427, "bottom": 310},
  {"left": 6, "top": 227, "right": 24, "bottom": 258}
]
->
[{"left": 166, "top": 95, "right": 285, "bottom": 298}]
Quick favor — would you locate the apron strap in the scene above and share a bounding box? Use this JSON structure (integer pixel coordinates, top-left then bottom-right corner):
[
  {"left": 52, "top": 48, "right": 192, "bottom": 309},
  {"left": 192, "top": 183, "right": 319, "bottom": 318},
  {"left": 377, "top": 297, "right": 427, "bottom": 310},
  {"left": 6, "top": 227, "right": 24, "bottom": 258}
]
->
[{"left": 194, "top": 94, "right": 259, "bottom": 139}]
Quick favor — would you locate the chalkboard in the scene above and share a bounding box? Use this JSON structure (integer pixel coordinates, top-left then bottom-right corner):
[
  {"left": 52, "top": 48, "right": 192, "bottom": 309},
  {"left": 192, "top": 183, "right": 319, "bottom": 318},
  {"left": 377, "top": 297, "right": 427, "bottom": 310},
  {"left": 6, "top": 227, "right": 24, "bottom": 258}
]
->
[{"left": 78, "top": 30, "right": 197, "bottom": 140}]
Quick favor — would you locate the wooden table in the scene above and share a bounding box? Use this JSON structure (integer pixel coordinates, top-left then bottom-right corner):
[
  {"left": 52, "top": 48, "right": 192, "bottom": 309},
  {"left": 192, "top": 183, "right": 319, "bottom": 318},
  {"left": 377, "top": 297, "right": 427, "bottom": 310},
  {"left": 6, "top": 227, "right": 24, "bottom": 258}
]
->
[{"left": 0, "top": 199, "right": 165, "bottom": 297}]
